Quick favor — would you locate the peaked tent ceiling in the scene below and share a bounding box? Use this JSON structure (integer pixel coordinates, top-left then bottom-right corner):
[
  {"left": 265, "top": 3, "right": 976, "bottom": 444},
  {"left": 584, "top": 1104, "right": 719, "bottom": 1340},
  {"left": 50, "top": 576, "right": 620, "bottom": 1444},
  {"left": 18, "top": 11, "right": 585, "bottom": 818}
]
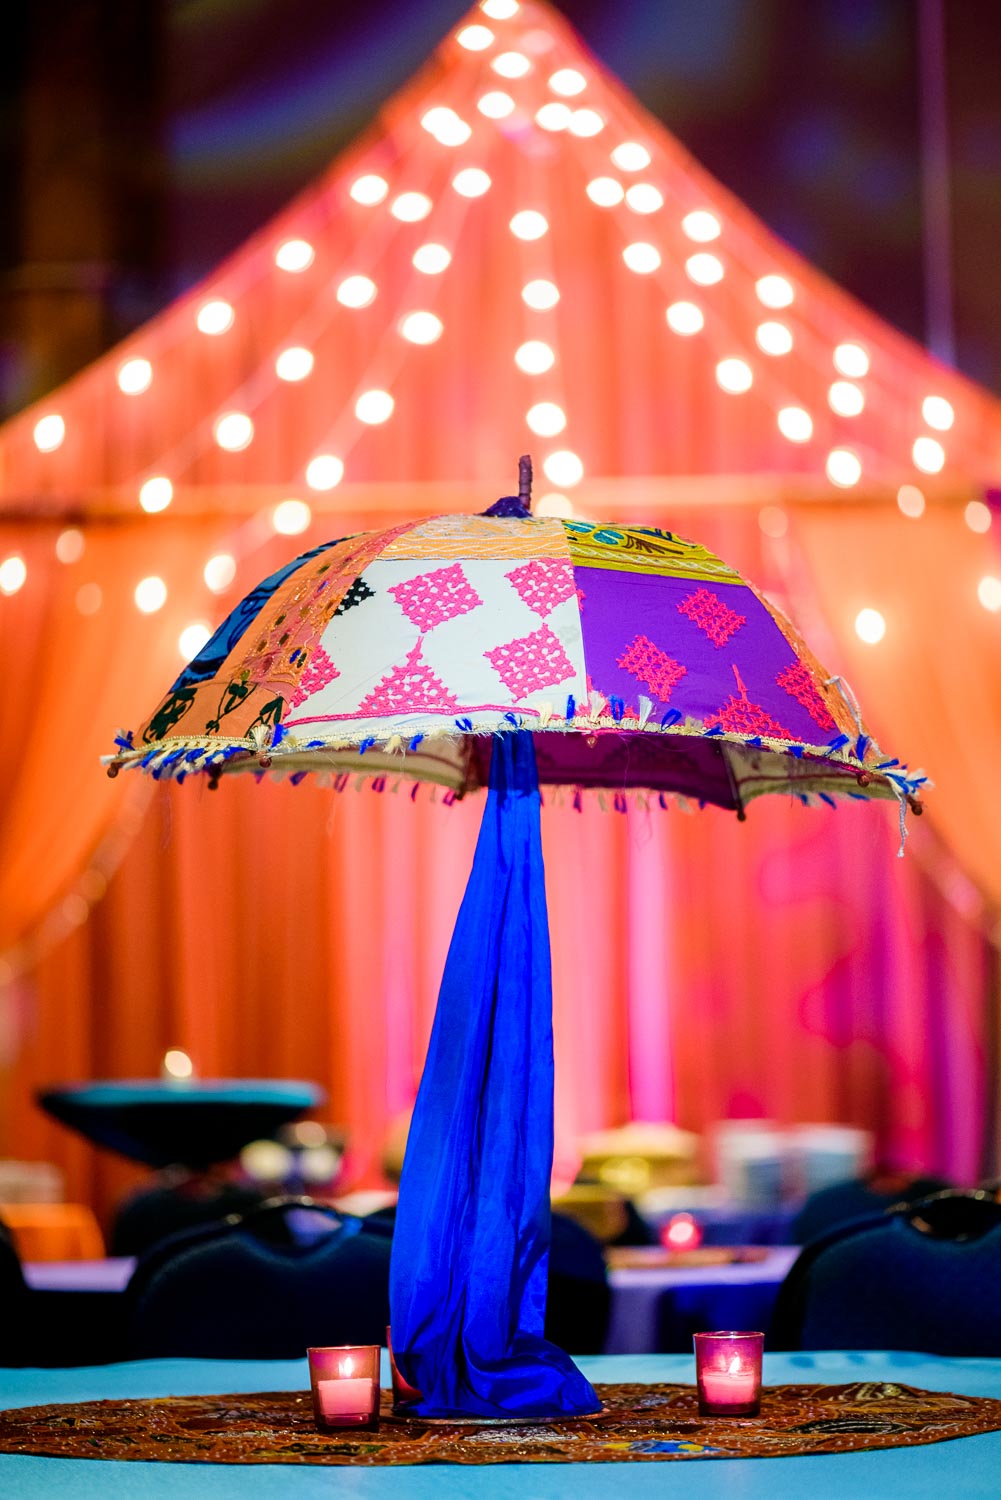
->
[{"left": 2, "top": 0, "right": 1000, "bottom": 524}]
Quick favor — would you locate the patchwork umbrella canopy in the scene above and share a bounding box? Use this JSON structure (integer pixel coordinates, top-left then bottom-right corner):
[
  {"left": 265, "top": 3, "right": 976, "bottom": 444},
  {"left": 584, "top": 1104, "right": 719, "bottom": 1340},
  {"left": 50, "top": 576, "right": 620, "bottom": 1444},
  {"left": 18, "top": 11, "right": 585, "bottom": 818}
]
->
[{"left": 107, "top": 495, "right": 919, "bottom": 817}]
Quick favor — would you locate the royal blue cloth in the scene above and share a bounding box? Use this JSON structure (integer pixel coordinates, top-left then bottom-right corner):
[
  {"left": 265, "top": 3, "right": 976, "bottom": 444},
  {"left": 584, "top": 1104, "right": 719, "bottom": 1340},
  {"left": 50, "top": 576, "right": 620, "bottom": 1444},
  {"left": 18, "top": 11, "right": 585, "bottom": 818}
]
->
[{"left": 389, "top": 731, "right": 599, "bottom": 1417}]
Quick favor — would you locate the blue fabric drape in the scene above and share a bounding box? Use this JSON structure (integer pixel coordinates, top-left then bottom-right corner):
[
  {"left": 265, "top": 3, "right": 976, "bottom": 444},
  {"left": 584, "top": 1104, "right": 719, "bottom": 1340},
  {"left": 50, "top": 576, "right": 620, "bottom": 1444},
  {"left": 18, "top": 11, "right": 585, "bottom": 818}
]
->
[{"left": 389, "top": 731, "right": 600, "bottom": 1417}]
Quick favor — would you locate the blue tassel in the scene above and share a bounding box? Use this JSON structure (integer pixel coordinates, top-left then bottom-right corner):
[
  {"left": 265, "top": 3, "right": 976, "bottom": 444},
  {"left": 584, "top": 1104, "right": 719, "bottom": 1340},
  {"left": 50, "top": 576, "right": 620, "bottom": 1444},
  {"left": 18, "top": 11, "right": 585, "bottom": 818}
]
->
[
  {"left": 272, "top": 723, "right": 286, "bottom": 748},
  {"left": 856, "top": 734, "right": 870, "bottom": 761},
  {"left": 184, "top": 749, "right": 205, "bottom": 764},
  {"left": 610, "top": 697, "right": 625, "bottom": 723},
  {"left": 788, "top": 745, "right": 804, "bottom": 758},
  {"left": 819, "top": 792, "right": 836, "bottom": 808},
  {"left": 114, "top": 730, "right": 134, "bottom": 751},
  {"left": 566, "top": 694, "right": 576, "bottom": 720},
  {"left": 504, "top": 712, "right": 520, "bottom": 728},
  {"left": 747, "top": 736, "right": 763, "bottom": 747},
  {"left": 410, "top": 781, "right": 421, "bottom": 801},
  {"left": 705, "top": 725, "right": 724, "bottom": 737},
  {"left": 372, "top": 776, "right": 387, "bottom": 793},
  {"left": 307, "top": 739, "right": 325, "bottom": 749},
  {"left": 876, "top": 758, "right": 899, "bottom": 770},
  {"left": 456, "top": 717, "right": 474, "bottom": 732},
  {"left": 827, "top": 734, "right": 850, "bottom": 750},
  {"left": 661, "top": 708, "right": 682, "bottom": 727},
  {"left": 613, "top": 792, "right": 627, "bottom": 813},
  {"left": 409, "top": 734, "right": 425, "bottom": 751},
  {"left": 358, "top": 737, "right": 376, "bottom": 754},
  {"left": 572, "top": 788, "right": 583, "bottom": 813},
  {"left": 290, "top": 771, "right": 307, "bottom": 786},
  {"left": 176, "top": 772, "right": 186, "bottom": 786},
  {"left": 658, "top": 792, "right": 668, "bottom": 809}
]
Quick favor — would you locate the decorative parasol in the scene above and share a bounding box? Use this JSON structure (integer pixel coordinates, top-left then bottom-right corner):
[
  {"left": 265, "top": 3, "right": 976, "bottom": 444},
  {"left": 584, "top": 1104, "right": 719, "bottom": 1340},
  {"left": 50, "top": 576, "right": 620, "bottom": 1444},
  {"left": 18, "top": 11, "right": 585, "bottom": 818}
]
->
[{"left": 106, "top": 462, "right": 924, "bottom": 1418}]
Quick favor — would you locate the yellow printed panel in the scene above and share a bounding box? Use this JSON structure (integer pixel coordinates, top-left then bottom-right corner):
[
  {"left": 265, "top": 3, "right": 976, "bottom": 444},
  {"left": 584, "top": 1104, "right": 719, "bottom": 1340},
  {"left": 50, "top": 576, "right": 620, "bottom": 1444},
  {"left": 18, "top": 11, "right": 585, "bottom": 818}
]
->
[{"left": 564, "top": 522, "right": 742, "bottom": 582}]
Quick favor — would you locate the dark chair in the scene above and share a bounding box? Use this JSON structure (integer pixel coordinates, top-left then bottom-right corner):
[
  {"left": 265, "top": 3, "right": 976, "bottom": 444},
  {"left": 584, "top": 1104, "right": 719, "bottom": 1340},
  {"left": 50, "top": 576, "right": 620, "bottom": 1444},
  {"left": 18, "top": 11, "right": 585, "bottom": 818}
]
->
[
  {"left": 111, "top": 1170, "right": 267, "bottom": 1256},
  {"left": 0, "top": 1217, "right": 29, "bottom": 1367},
  {"left": 789, "top": 1172, "right": 951, "bottom": 1245},
  {"left": 126, "top": 1197, "right": 391, "bottom": 1359},
  {"left": 365, "top": 1205, "right": 611, "bottom": 1354},
  {"left": 772, "top": 1190, "right": 1001, "bottom": 1354}
]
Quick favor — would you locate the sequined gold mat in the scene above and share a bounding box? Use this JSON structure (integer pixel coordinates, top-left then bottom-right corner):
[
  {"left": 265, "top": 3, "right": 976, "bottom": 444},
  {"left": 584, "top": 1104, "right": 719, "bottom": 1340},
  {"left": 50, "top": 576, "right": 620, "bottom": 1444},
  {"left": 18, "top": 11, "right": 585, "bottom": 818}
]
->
[{"left": 1, "top": 1382, "right": 999, "bottom": 1465}]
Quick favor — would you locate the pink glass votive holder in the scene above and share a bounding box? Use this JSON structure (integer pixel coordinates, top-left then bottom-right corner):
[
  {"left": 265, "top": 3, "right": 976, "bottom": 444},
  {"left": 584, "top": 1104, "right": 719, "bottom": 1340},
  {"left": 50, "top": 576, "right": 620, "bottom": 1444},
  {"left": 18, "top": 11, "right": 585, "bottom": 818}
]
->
[
  {"left": 307, "top": 1345, "right": 380, "bottom": 1430},
  {"left": 694, "top": 1331, "right": 764, "bottom": 1417}
]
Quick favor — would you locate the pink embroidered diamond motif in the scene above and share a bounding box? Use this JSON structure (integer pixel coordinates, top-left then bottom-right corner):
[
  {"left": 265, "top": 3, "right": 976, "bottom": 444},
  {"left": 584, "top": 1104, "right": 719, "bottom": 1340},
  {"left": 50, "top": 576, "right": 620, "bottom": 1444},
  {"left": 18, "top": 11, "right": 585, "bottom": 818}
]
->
[
  {"left": 358, "top": 639, "right": 459, "bottom": 716},
  {"left": 617, "top": 634, "right": 687, "bottom": 702},
  {"left": 776, "top": 662, "right": 836, "bottom": 731},
  {"left": 389, "top": 564, "right": 482, "bottom": 632},
  {"left": 677, "top": 587, "right": 746, "bottom": 647},
  {"left": 288, "top": 643, "right": 340, "bottom": 708},
  {"left": 484, "top": 624, "right": 575, "bottom": 698},
  {"left": 505, "top": 560, "right": 577, "bottom": 617},
  {"left": 706, "top": 666, "right": 790, "bottom": 739}
]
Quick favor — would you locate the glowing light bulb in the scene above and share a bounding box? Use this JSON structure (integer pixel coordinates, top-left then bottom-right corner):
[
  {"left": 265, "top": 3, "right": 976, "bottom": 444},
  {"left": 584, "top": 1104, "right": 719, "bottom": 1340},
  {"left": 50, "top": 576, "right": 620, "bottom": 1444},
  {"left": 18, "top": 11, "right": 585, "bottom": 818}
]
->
[
  {"left": 756, "top": 274, "right": 794, "bottom": 308},
  {"left": 625, "top": 183, "right": 663, "bottom": 214},
  {"left": 457, "top": 23, "right": 494, "bottom": 49},
  {"left": 543, "top": 450, "right": 584, "bottom": 487},
  {"left": 355, "top": 389, "right": 394, "bottom": 424},
  {"left": 834, "top": 342, "right": 869, "bottom": 378},
  {"left": 196, "top": 299, "right": 234, "bottom": 334},
  {"left": 55, "top": 528, "right": 84, "bottom": 563},
  {"left": 117, "top": 357, "right": 152, "bottom": 394},
  {"left": 214, "top": 412, "right": 254, "bottom": 451},
  {"left": 758, "top": 505, "right": 788, "bottom": 538},
  {"left": 586, "top": 176, "right": 624, "bottom": 207},
  {"left": 826, "top": 448, "right": 862, "bottom": 487},
  {"left": 76, "top": 582, "right": 102, "bottom": 615},
  {"left": 515, "top": 340, "right": 555, "bottom": 374},
  {"left": 536, "top": 102, "right": 571, "bottom": 131},
  {"left": 913, "top": 435, "right": 945, "bottom": 473},
  {"left": 139, "top": 476, "right": 173, "bottom": 513},
  {"left": 179, "top": 622, "right": 212, "bottom": 661},
  {"left": 522, "top": 278, "right": 559, "bottom": 310},
  {"left": 828, "top": 380, "right": 865, "bottom": 417},
  {"left": 399, "top": 310, "right": 444, "bottom": 344},
  {"left": 965, "top": 499, "right": 992, "bottom": 533},
  {"left": 452, "top": 167, "right": 491, "bottom": 197},
  {"left": 510, "top": 209, "right": 548, "bottom": 240},
  {"left": 526, "top": 401, "right": 566, "bottom": 436},
  {"left": 778, "top": 407, "right": 813, "bottom": 442},
  {"left": 922, "top": 395, "right": 954, "bottom": 431},
  {"left": 337, "top": 275, "right": 377, "bottom": 308},
  {"left": 272, "top": 498, "right": 312, "bottom": 535},
  {"left": 306, "top": 455, "right": 345, "bottom": 491},
  {"left": 666, "top": 301, "right": 704, "bottom": 335},
  {"left": 492, "top": 50, "right": 531, "bottom": 77},
  {"left": 204, "top": 553, "right": 237, "bottom": 592},
  {"left": 275, "top": 346, "right": 314, "bottom": 382},
  {"left": 623, "top": 242, "right": 661, "bottom": 273},
  {"left": 548, "top": 68, "right": 586, "bottom": 96},
  {"left": 896, "top": 484, "right": 925, "bottom": 518},
  {"left": 413, "top": 243, "right": 451, "bottom": 274},
  {"left": 978, "top": 575, "right": 1001, "bottom": 612},
  {"left": 0, "top": 556, "right": 26, "bottom": 595},
  {"left": 482, "top": 0, "right": 519, "bottom": 16},
  {"left": 391, "top": 192, "right": 432, "bottom": 222},
  {"left": 755, "top": 321, "right": 793, "bottom": 356},
  {"left": 682, "top": 210, "right": 721, "bottom": 242},
  {"left": 716, "top": 358, "right": 753, "bottom": 394},
  {"left": 135, "top": 575, "right": 167, "bottom": 613},
  {"left": 275, "top": 239, "right": 314, "bottom": 272},
  {"left": 350, "top": 174, "right": 388, "bottom": 205},
  {"left": 535, "top": 491, "right": 573, "bottom": 517},
  {"left": 162, "top": 1048, "right": 193, "bottom": 1079},
  {"left": 611, "top": 141, "right": 651, "bottom": 171},
  {"left": 33, "top": 414, "right": 65, "bottom": 452},
  {"left": 855, "top": 607, "right": 885, "bottom": 644},
  {"left": 478, "top": 90, "right": 515, "bottom": 118},
  {"left": 568, "top": 108, "right": 603, "bottom": 137},
  {"left": 686, "top": 252, "right": 724, "bottom": 285},
  {"left": 422, "top": 107, "right": 472, "bottom": 146}
]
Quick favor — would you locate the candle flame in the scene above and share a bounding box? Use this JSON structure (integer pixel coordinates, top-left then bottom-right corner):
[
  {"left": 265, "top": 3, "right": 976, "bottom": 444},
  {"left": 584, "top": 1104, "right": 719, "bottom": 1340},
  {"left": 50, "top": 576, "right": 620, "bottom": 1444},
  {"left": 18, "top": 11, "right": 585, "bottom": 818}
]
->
[
  {"left": 341, "top": 1357, "right": 354, "bottom": 1376},
  {"left": 727, "top": 1356, "right": 742, "bottom": 1376}
]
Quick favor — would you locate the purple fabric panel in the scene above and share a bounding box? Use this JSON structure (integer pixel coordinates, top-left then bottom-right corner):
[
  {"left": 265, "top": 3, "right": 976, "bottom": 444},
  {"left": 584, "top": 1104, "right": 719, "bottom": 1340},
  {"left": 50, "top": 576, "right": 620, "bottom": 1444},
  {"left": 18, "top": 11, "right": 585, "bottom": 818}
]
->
[{"left": 574, "top": 566, "right": 828, "bottom": 746}]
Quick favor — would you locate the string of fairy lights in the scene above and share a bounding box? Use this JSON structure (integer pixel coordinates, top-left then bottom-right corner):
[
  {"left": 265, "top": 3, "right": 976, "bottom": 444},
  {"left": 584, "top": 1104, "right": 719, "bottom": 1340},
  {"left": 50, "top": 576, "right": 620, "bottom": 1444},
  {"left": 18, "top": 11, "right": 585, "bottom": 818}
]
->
[{"left": 2, "top": 0, "right": 1000, "bottom": 667}]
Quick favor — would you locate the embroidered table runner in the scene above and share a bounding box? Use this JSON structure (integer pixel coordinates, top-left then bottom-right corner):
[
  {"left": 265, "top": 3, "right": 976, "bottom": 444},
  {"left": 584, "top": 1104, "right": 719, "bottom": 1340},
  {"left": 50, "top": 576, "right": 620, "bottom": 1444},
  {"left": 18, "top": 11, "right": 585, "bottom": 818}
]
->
[{"left": 2, "top": 1381, "right": 1000, "bottom": 1465}]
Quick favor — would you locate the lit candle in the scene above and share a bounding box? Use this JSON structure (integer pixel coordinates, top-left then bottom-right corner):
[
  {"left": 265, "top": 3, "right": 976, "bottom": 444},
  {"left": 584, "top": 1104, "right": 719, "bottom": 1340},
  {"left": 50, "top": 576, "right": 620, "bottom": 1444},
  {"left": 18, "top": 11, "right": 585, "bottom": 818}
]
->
[
  {"left": 694, "top": 1331, "right": 764, "bottom": 1417},
  {"left": 308, "top": 1344, "right": 380, "bottom": 1430}
]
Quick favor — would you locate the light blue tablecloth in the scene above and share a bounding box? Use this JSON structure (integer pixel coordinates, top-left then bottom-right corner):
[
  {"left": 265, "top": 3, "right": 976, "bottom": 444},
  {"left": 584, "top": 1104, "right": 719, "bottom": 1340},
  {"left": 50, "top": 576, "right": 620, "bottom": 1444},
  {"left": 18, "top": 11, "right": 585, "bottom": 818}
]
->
[{"left": 2, "top": 1351, "right": 1000, "bottom": 1498}]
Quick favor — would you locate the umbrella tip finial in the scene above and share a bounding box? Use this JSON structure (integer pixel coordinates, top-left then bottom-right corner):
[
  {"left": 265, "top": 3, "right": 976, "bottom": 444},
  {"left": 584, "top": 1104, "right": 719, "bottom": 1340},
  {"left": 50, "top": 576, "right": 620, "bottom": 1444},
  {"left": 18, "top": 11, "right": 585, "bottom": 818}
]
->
[{"left": 518, "top": 454, "right": 533, "bottom": 510}]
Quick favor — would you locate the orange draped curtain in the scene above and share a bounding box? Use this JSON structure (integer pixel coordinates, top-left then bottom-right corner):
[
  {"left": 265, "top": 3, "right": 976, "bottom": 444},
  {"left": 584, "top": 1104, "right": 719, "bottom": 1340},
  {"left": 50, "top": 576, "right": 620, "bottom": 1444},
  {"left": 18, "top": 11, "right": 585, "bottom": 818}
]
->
[{"left": 0, "top": 506, "right": 993, "bottom": 1230}]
